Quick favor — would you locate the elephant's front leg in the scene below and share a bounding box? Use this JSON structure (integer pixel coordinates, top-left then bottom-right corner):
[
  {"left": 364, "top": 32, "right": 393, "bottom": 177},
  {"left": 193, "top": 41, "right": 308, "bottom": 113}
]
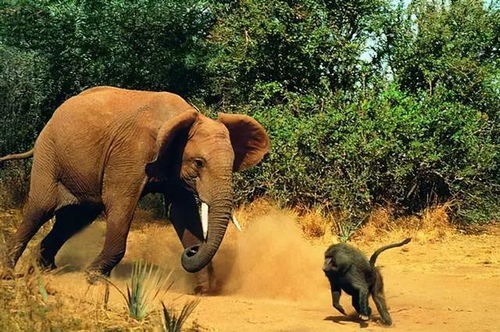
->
[
  {"left": 167, "top": 191, "right": 214, "bottom": 294},
  {"left": 87, "top": 207, "right": 134, "bottom": 278},
  {"left": 86, "top": 184, "right": 142, "bottom": 279}
]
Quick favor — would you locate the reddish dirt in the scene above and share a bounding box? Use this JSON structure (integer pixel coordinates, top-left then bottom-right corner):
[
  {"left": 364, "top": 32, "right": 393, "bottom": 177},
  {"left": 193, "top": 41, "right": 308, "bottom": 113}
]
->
[
  {"left": 45, "top": 213, "right": 500, "bottom": 332},
  {"left": 185, "top": 227, "right": 500, "bottom": 331}
]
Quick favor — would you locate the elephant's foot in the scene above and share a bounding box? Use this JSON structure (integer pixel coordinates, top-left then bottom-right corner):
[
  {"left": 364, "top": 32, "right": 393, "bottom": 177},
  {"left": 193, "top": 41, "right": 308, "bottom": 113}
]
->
[
  {"left": 194, "top": 284, "right": 210, "bottom": 295},
  {"left": 85, "top": 269, "right": 110, "bottom": 285},
  {"left": 37, "top": 255, "right": 57, "bottom": 272},
  {"left": 193, "top": 263, "right": 215, "bottom": 295},
  {"left": 193, "top": 274, "right": 212, "bottom": 295}
]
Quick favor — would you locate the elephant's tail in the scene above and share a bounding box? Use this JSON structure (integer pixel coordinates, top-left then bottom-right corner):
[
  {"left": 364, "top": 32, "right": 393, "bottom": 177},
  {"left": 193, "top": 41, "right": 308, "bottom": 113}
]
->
[{"left": 0, "top": 148, "right": 34, "bottom": 162}]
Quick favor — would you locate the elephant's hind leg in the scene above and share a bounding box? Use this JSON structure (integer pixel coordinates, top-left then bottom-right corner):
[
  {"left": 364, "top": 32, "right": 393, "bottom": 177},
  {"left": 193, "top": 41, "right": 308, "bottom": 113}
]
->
[
  {"left": 7, "top": 198, "right": 56, "bottom": 269},
  {"left": 7, "top": 148, "right": 58, "bottom": 270},
  {"left": 39, "top": 204, "right": 102, "bottom": 270}
]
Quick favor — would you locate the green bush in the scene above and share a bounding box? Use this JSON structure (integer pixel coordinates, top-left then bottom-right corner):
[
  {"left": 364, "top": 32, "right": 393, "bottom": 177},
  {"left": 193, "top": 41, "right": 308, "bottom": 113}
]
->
[
  {"left": 0, "top": 0, "right": 498, "bottom": 223},
  {"left": 0, "top": 45, "right": 50, "bottom": 207},
  {"left": 0, "top": 45, "right": 48, "bottom": 156},
  {"left": 206, "top": 0, "right": 386, "bottom": 104},
  {"left": 0, "top": 0, "right": 214, "bottom": 115},
  {"left": 233, "top": 86, "right": 499, "bottom": 223}
]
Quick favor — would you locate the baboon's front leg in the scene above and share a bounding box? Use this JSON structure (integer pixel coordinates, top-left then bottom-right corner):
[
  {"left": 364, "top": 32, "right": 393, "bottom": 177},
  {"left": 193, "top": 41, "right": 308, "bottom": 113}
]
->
[{"left": 329, "top": 282, "right": 347, "bottom": 315}]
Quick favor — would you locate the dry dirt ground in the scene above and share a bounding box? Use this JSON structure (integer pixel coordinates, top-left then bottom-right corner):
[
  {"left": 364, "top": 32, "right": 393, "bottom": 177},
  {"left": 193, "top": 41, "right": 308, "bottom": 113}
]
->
[{"left": 2, "top": 206, "right": 499, "bottom": 332}]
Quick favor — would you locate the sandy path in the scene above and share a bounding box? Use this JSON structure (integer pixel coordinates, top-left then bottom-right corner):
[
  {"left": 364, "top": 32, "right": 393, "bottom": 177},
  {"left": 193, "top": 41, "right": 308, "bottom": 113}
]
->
[
  {"left": 44, "top": 218, "right": 500, "bottom": 332},
  {"left": 182, "top": 229, "right": 500, "bottom": 332}
]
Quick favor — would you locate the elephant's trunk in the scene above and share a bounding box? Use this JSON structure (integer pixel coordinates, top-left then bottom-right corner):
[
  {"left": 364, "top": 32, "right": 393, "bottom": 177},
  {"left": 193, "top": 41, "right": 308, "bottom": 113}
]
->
[{"left": 181, "top": 191, "right": 232, "bottom": 273}]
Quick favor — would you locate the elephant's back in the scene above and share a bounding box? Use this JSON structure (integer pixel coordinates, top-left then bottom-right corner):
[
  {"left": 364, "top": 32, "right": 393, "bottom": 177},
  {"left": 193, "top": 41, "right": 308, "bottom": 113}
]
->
[
  {"left": 51, "top": 86, "right": 192, "bottom": 125},
  {"left": 45, "top": 86, "right": 194, "bottom": 160}
]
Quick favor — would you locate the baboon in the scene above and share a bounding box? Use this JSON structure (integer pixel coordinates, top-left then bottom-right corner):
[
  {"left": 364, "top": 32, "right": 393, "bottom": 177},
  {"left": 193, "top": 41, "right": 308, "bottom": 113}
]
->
[{"left": 322, "top": 238, "right": 411, "bottom": 325}]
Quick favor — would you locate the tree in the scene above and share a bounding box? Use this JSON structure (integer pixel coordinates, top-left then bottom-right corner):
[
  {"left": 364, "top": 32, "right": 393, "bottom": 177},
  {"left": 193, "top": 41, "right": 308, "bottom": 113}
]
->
[
  {"left": 206, "top": 0, "right": 386, "bottom": 105},
  {"left": 0, "top": 0, "right": 214, "bottom": 117}
]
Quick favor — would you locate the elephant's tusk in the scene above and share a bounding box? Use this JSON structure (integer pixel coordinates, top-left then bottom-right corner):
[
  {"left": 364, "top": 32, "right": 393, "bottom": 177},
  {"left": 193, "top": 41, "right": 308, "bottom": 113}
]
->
[
  {"left": 231, "top": 215, "right": 242, "bottom": 231},
  {"left": 201, "top": 203, "right": 209, "bottom": 240}
]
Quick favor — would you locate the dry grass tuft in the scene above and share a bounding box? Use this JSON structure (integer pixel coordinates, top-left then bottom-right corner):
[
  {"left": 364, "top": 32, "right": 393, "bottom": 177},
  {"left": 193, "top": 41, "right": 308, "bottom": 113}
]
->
[
  {"left": 0, "top": 166, "right": 30, "bottom": 209},
  {"left": 300, "top": 209, "right": 328, "bottom": 239},
  {"left": 234, "top": 198, "right": 285, "bottom": 228},
  {"left": 0, "top": 268, "right": 93, "bottom": 330},
  {"left": 355, "top": 203, "right": 455, "bottom": 245}
]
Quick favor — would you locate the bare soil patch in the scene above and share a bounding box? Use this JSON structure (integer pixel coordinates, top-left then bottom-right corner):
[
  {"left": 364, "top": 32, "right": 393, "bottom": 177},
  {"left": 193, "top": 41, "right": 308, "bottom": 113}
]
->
[{"left": 1, "top": 205, "right": 499, "bottom": 331}]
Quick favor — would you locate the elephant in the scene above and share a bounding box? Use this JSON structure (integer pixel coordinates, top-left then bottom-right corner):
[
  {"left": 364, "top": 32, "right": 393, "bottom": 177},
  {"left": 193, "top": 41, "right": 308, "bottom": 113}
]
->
[{"left": 1, "top": 86, "right": 270, "bottom": 292}]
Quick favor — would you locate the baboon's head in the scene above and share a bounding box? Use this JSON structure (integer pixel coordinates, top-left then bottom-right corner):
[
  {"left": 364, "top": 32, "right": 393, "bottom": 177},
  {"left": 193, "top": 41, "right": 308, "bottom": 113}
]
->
[{"left": 322, "top": 244, "right": 338, "bottom": 274}]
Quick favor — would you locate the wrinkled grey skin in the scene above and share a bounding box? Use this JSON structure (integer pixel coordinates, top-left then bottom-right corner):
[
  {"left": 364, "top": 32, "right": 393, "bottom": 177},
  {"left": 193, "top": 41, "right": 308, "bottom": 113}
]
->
[{"left": 1, "top": 86, "right": 270, "bottom": 293}]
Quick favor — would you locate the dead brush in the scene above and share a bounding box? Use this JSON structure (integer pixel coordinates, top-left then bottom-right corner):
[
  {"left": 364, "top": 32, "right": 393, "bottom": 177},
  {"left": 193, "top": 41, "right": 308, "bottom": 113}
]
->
[
  {"left": 353, "top": 203, "right": 455, "bottom": 244},
  {"left": 0, "top": 263, "right": 86, "bottom": 330},
  {"left": 297, "top": 206, "right": 330, "bottom": 240}
]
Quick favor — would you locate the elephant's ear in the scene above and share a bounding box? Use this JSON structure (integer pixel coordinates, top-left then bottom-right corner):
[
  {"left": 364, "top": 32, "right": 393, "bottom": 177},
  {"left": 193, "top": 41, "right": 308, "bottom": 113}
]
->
[
  {"left": 146, "top": 109, "right": 198, "bottom": 178},
  {"left": 218, "top": 113, "right": 270, "bottom": 172}
]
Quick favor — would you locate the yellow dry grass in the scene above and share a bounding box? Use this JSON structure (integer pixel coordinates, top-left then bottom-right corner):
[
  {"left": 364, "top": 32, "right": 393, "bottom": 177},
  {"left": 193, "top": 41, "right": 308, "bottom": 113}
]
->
[
  {"left": 235, "top": 198, "right": 456, "bottom": 247},
  {"left": 354, "top": 203, "right": 455, "bottom": 245},
  {"left": 234, "top": 199, "right": 335, "bottom": 243}
]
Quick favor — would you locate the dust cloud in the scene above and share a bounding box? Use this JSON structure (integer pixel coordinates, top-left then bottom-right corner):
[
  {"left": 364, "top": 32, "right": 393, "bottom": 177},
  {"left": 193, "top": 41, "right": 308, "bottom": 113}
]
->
[
  {"left": 56, "top": 222, "right": 105, "bottom": 272},
  {"left": 55, "top": 207, "right": 330, "bottom": 301},
  {"left": 213, "top": 207, "right": 329, "bottom": 300}
]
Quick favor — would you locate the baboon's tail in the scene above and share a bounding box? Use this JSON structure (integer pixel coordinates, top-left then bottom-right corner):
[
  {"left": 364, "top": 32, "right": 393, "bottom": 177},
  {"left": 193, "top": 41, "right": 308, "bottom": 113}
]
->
[
  {"left": 369, "top": 238, "right": 411, "bottom": 267},
  {"left": 0, "top": 149, "right": 34, "bottom": 162}
]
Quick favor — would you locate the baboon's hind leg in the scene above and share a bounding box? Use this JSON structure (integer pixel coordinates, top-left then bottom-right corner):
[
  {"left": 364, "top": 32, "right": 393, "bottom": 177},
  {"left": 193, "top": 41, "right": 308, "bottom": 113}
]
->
[
  {"left": 372, "top": 291, "right": 392, "bottom": 325},
  {"left": 372, "top": 271, "right": 392, "bottom": 325}
]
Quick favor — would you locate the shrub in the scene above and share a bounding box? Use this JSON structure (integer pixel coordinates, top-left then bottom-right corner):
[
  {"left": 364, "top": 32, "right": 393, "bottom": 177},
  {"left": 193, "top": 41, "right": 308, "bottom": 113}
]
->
[
  {"left": 233, "top": 86, "right": 499, "bottom": 224},
  {"left": 0, "top": 45, "right": 49, "bottom": 208}
]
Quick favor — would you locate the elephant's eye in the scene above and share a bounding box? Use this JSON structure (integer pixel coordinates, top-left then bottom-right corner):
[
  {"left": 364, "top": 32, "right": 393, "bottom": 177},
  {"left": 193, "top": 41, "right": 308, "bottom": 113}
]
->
[{"left": 193, "top": 158, "right": 205, "bottom": 169}]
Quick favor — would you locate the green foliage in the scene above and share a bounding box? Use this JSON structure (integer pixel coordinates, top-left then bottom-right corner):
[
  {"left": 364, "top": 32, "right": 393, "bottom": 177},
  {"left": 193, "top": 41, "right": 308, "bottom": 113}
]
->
[
  {"left": 161, "top": 299, "right": 200, "bottom": 332},
  {"left": 0, "top": 45, "right": 48, "bottom": 155},
  {"left": 207, "top": 0, "right": 386, "bottom": 104},
  {"left": 139, "top": 194, "right": 167, "bottom": 219},
  {"left": 234, "top": 86, "right": 498, "bottom": 223},
  {"left": 0, "top": 44, "right": 47, "bottom": 208},
  {"left": 0, "top": 0, "right": 214, "bottom": 115},
  {"left": 103, "top": 260, "right": 173, "bottom": 321},
  {"left": 125, "top": 261, "right": 172, "bottom": 321},
  {"left": 383, "top": 0, "right": 499, "bottom": 113},
  {"left": 0, "top": 0, "right": 498, "bottom": 223}
]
